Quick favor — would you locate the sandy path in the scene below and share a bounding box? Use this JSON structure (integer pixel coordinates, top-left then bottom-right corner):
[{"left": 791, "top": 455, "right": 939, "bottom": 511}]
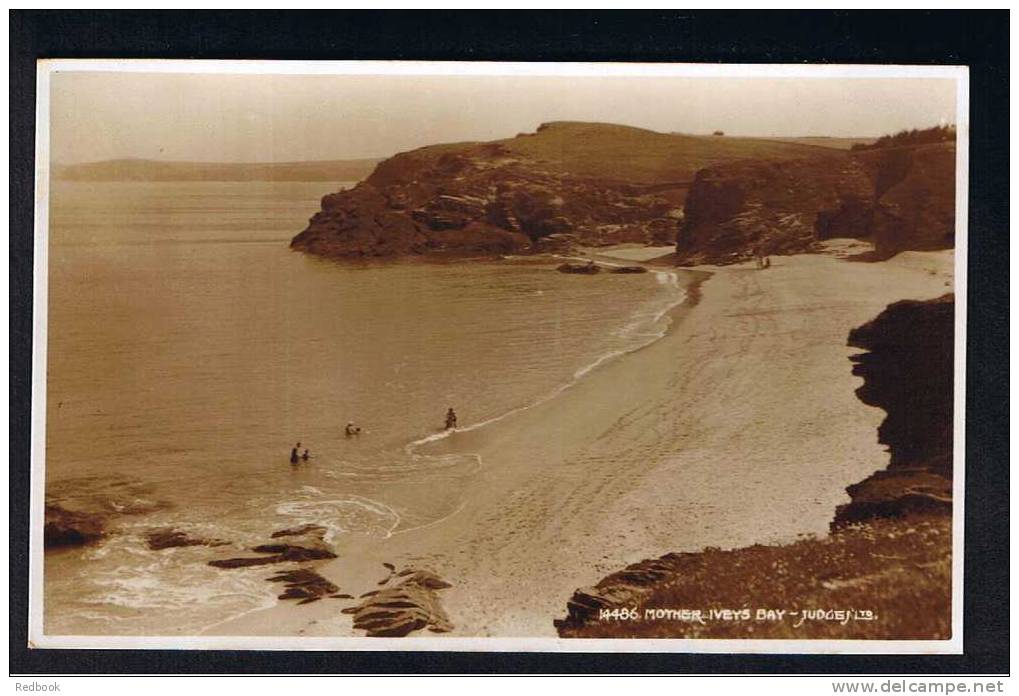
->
[{"left": 207, "top": 250, "right": 953, "bottom": 639}]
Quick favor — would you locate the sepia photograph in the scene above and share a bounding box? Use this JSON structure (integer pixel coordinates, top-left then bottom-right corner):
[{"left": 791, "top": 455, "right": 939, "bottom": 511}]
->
[{"left": 29, "top": 60, "right": 967, "bottom": 653}]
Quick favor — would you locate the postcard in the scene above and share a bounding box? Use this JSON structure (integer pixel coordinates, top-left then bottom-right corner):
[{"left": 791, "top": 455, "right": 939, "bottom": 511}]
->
[{"left": 29, "top": 60, "right": 967, "bottom": 653}]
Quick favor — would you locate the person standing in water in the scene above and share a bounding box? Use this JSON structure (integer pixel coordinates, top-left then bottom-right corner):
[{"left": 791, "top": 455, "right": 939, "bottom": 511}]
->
[
  {"left": 301, "top": 449, "right": 310, "bottom": 461},
  {"left": 290, "top": 446, "right": 299, "bottom": 464},
  {"left": 445, "top": 407, "right": 458, "bottom": 430}
]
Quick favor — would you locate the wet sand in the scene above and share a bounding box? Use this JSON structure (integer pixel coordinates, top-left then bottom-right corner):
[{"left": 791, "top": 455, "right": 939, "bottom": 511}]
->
[{"left": 206, "top": 247, "right": 954, "bottom": 639}]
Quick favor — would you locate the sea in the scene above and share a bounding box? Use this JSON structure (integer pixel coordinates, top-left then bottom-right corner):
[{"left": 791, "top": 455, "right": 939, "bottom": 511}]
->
[{"left": 42, "top": 179, "right": 690, "bottom": 635}]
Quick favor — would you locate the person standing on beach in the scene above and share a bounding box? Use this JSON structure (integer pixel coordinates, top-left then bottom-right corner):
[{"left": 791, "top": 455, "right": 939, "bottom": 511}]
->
[{"left": 445, "top": 407, "right": 458, "bottom": 430}]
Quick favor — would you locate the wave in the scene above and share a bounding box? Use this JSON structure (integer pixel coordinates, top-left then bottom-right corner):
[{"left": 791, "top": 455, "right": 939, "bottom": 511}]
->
[
  {"left": 404, "top": 262, "right": 689, "bottom": 453},
  {"left": 275, "top": 495, "right": 401, "bottom": 540}
]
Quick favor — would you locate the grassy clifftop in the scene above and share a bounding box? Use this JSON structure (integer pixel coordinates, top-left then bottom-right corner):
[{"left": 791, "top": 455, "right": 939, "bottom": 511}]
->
[{"left": 495, "top": 122, "right": 832, "bottom": 184}]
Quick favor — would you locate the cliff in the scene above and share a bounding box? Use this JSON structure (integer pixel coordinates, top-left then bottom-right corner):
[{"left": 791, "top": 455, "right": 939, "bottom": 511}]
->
[
  {"left": 290, "top": 122, "right": 828, "bottom": 258},
  {"left": 555, "top": 294, "right": 954, "bottom": 639},
  {"left": 834, "top": 293, "right": 955, "bottom": 526},
  {"left": 677, "top": 142, "right": 956, "bottom": 264}
]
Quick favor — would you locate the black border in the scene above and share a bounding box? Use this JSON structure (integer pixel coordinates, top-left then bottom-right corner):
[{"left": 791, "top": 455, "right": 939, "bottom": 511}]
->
[{"left": 9, "top": 10, "right": 1009, "bottom": 675}]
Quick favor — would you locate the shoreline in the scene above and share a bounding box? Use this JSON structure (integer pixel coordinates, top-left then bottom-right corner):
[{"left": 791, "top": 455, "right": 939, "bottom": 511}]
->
[
  {"left": 204, "top": 247, "right": 953, "bottom": 639},
  {"left": 201, "top": 248, "right": 708, "bottom": 638},
  {"left": 399, "top": 254, "right": 708, "bottom": 456}
]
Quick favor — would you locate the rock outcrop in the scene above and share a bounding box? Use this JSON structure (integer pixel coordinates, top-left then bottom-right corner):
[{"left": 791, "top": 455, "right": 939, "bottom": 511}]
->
[
  {"left": 267, "top": 568, "right": 341, "bottom": 605},
  {"left": 44, "top": 504, "right": 106, "bottom": 548},
  {"left": 343, "top": 567, "right": 454, "bottom": 637},
  {"left": 292, "top": 154, "right": 679, "bottom": 256},
  {"left": 677, "top": 154, "right": 872, "bottom": 265},
  {"left": 269, "top": 524, "right": 329, "bottom": 539},
  {"left": 555, "top": 553, "right": 698, "bottom": 632},
  {"left": 208, "top": 526, "right": 336, "bottom": 569},
  {"left": 848, "top": 294, "right": 954, "bottom": 471},
  {"left": 557, "top": 262, "right": 602, "bottom": 275},
  {"left": 44, "top": 479, "right": 176, "bottom": 549},
  {"left": 834, "top": 293, "right": 955, "bottom": 527},
  {"left": 676, "top": 142, "right": 956, "bottom": 264},
  {"left": 145, "top": 528, "right": 230, "bottom": 551},
  {"left": 291, "top": 122, "right": 827, "bottom": 259},
  {"left": 864, "top": 144, "right": 957, "bottom": 258}
]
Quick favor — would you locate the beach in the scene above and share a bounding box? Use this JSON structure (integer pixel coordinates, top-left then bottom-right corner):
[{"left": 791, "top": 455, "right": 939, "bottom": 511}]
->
[
  {"left": 206, "top": 245, "right": 954, "bottom": 639},
  {"left": 42, "top": 182, "right": 690, "bottom": 637}
]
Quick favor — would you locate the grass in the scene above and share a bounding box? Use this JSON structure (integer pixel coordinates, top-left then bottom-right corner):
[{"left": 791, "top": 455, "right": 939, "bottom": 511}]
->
[
  {"left": 496, "top": 122, "right": 840, "bottom": 184},
  {"left": 559, "top": 513, "right": 951, "bottom": 640}
]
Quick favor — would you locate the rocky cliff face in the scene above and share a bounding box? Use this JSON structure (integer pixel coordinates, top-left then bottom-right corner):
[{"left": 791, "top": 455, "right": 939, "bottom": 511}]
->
[
  {"left": 292, "top": 144, "right": 683, "bottom": 257},
  {"left": 866, "top": 144, "right": 957, "bottom": 257},
  {"left": 677, "top": 142, "right": 956, "bottom": 264},
  {"left": 290, "top": 122, "right": 828, "bottom": 259},
  {"left": 848, "top": 294, "right": 954, "bottom": 471},
  {"left": 676, "top": 154, "right": 872, "bottom": 264},
  {"left": 835, "top": 293, "right": 955, "bottom": 526}
]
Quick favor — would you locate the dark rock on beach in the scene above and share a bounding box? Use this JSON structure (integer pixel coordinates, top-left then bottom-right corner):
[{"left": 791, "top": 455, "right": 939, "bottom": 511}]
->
[
  {"left": 44, "top": 504, "right": 106, "bottom": 548},
  {"left": 209, "top": 546, "right": 336, "bottom": 569},
  {"left": 556, "top": 262, "right": 601, "bottom": 275},
  {"left": 270, "top": 524, "right": 329, "bottom": 539},
  {"left": 209, "top": 527, "right": 336, "bottom": 569},
  {"left": 44, "top": 478, "right": 175, "bottom": 549},
  {"left": 267, "top": 568, "right": 339, "bottom": 605},
  {"left": 348, "top": 568, "right": 454, "bottom": 637},
  {"left": 609, "top": 265, "right": 649, "bottom": 274},
  {"left": 145, "top": 527, "right": 229, "bottom": 551}
]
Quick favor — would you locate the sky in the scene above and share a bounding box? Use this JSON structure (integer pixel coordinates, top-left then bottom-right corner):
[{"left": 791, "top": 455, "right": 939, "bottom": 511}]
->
[{"left": 48, "top": 69, "right": 960, "bottom": 165}]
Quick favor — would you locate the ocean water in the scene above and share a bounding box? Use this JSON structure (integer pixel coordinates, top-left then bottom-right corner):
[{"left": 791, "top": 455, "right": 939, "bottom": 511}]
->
[{"left": 42, "top": 180, "right": 689, "bottom": 635}]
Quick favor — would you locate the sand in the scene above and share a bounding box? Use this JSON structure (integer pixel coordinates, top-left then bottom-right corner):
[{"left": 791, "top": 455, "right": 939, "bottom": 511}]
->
[{"left": 205, "top": 246, "right": 954, "bottom": 639}]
